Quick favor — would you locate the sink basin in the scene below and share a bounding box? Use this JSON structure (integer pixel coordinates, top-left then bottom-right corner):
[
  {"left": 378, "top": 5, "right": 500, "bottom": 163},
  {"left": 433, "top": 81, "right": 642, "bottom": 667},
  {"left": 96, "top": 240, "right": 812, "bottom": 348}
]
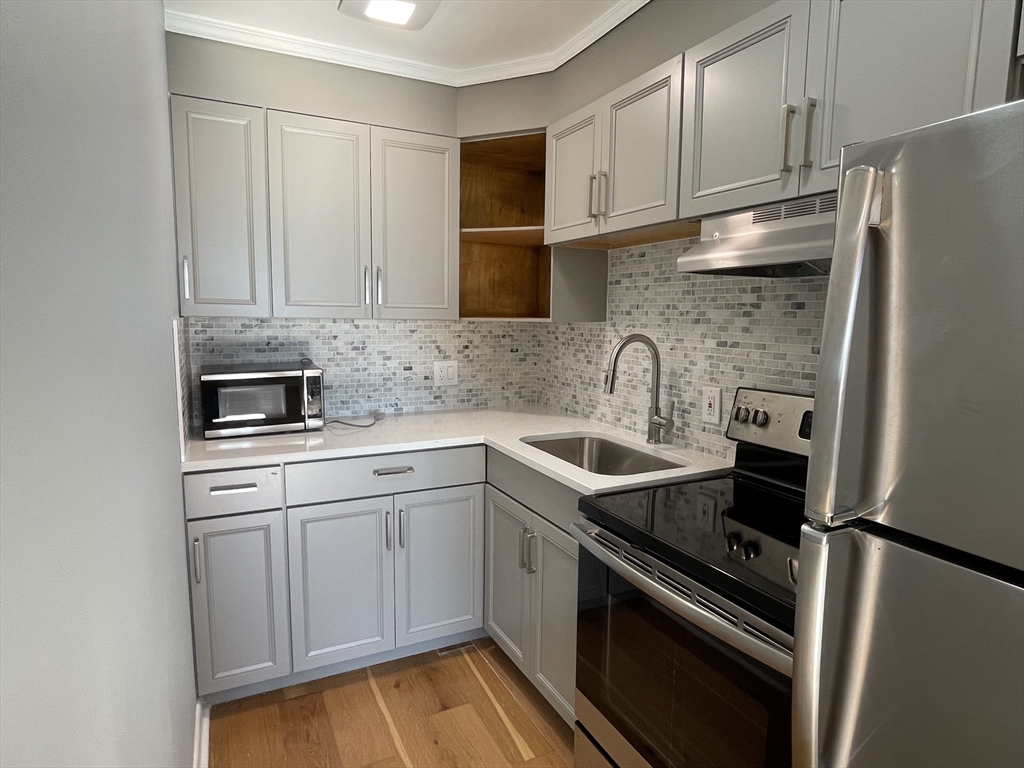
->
[{"left": 522, "top": 434, "right": 686, "bottom": 475}]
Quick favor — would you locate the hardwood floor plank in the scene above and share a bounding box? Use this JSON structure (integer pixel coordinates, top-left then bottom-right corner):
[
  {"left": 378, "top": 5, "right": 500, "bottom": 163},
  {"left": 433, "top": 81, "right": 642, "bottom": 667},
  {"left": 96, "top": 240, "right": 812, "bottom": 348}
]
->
[
  {"left": 277, "top": 692, "right": 344, "bottom": 768},
  {"left": 459, "top": 647, "right": 540, "bottom": 762},
  {"left": 517, "top": 752, "right": 571, "bottom": 768},
  {"left": 320, "top": 669, "right": 398, "bottom": 768},
  {"left": 365, "top": 667, "right": 414, "bottom": 768},
  {"left": 429, "top": 703, "right": 513, "bottom": 768},
  {"left": 210, "top": 698, "right": 285, "bottom": 768}
]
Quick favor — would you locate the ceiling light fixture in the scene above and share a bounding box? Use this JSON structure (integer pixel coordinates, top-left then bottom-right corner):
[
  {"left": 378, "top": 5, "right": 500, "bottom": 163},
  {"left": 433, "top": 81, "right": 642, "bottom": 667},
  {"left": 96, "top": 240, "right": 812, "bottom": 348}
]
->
[{"left": 337, "top": 0, "right": 441, "bottom": 31}]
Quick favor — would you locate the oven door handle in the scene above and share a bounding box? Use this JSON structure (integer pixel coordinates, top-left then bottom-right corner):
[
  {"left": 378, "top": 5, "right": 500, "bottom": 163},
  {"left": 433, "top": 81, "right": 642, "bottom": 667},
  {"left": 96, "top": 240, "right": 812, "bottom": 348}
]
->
[{"left": 570, "top": 523, "right": 793, "bottom": 677}]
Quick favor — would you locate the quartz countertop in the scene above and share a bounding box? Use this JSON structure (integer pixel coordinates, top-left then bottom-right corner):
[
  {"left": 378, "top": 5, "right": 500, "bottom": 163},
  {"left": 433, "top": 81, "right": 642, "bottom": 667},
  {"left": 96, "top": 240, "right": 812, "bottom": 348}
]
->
[{"left": 181, "top": 408, "right": 731, "bottom": 495}]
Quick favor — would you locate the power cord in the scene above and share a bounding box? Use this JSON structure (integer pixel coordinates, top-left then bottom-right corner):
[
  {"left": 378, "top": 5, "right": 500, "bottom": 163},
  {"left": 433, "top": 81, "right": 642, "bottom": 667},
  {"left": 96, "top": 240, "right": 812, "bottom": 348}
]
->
[{"left": 326, "top": 412, "right": 386, "bottom": 431}]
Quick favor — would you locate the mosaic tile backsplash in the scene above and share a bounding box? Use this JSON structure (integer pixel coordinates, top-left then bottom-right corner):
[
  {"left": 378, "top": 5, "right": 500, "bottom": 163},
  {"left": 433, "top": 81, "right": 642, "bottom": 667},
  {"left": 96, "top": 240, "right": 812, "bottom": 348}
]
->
[{"left": 186, "top": 236, "right": 829, "bottom": 459}]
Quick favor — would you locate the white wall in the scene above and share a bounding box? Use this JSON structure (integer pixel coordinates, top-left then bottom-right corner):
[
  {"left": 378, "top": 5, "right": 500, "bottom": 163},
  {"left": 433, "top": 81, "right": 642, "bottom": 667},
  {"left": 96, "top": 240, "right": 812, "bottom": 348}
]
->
[{"left": 0, "top": 2, "right": 196, "bottom": 766}]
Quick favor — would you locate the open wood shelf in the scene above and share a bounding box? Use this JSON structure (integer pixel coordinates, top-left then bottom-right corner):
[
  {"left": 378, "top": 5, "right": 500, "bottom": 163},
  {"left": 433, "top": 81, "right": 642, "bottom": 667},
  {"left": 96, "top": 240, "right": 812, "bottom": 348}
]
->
[{"left": 460, "top": 226, "right": 544, "bottom": 247}]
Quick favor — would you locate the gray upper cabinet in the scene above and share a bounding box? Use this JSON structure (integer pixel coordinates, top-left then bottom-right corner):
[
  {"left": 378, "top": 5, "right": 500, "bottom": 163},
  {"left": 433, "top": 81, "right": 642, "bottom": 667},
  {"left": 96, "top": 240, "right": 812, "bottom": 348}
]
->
[
  {"left": 188, "top": 509, "right": 290, "bottom": 696},
  {"left": 799, "top": 0, "right": 1018, "bottom": 195},
  {"left": 287, "top": 496, "right": 395, "bottom": 673},
  {"left": 171, "top": 96, "right": 270, "bottom": 317},
  {"left": 546, "top": 56, "right": 682, "bottom": 244},
  {"left": 679, "top": 1, "right": 810, "bottom": 218},
  {"left": 267, "top": 111, "right": 372, "bottom": 318},
  {"left": 371, "top": 127, "right": 460, "bottom": 320},
  {"left": 394, "top": 484, "right": 484, "bottom": 647}
]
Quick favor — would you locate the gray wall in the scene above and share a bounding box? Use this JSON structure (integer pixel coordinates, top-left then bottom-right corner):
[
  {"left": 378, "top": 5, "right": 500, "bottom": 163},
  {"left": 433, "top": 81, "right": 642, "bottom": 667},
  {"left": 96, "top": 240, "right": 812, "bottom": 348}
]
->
[
  {"left": 166, "top": 32, "right": 458, "bottom": 136},
  {"left": 0, "top": 2, "right": 196, "bottom": 766}
]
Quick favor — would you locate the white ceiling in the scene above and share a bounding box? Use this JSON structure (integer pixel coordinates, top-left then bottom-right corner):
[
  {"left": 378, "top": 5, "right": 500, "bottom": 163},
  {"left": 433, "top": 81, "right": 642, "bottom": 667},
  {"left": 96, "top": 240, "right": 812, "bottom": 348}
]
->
[{"left": 164, "top": 0, "right": 650, "bottom": 87}]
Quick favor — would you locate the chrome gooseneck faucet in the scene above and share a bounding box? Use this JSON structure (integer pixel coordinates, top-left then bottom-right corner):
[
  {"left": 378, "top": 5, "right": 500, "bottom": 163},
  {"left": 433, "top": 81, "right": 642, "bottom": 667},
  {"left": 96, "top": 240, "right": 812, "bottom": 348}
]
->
[{"left": 603, "top": 334, "right": 674, "bottom": 444}]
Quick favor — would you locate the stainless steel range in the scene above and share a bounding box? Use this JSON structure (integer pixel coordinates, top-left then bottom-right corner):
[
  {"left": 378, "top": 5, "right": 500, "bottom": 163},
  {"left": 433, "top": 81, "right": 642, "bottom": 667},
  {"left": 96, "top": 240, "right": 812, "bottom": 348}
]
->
[{"left": 571, "top": 388, "right": 813, "bottom": 768}]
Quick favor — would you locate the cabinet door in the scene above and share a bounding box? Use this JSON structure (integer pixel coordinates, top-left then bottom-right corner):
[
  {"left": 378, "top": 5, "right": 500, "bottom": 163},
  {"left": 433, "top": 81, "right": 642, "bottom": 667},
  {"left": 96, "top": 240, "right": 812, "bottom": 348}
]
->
[
  {"left": 484, "top": 486, "right": 532, "bottom": 673},
  {"left": 287, "top": 497, "right": 395, "bottom": 672},
  {"left": 171, "top": 96, "right": 270, "bottom": 317},
  {"left": 679, "top": 0, "right": 810, "bottom": 218},
  {"left": 394, "top": 484, "right": 484, "bottom": 647},
  {"left": 545, "top": 104, "right": 603, "bottom": 244},
  {"left": 800, "top": 0, "right": 1017, "bottom": 195},
  {"left": 268, "top": 111, "right": 372, "bottom": 318},
  {"left": 370, "top": 127, "right": 459, "bottom": 319},
  {"left": 187, "top": 510, "right": 289, "bottom": 695},
  {"left": 527, "top": 512, "right": 578, "bottom": 725},
  {"left": 600, "top": 55, "right": 683, "bottom": 234}
]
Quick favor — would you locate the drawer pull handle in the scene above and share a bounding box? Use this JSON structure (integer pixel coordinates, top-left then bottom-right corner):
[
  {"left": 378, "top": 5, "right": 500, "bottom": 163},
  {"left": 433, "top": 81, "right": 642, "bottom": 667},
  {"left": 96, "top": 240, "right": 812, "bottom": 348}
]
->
[
  {"left": 373, "top": 466, "right": 415, "bottom": 477},
  {"left": 209, "top": 483, "right": 259, "bottom": 496}
]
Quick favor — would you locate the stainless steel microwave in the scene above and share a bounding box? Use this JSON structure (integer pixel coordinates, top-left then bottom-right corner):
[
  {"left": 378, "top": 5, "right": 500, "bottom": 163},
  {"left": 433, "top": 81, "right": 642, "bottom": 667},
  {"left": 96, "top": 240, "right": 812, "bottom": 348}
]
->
[{"left": 199, "top": 360, "right": 324, "bottom": 439}]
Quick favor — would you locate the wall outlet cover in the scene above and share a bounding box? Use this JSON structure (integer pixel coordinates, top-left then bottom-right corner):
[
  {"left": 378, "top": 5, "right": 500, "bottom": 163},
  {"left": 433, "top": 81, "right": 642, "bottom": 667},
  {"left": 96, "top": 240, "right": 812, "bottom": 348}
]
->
[
  {"left": 703, "top": 386, "right": 721, "bottom": 424},
  {"left": 433, "top": 360, "right": 459, "bottom": 386}
]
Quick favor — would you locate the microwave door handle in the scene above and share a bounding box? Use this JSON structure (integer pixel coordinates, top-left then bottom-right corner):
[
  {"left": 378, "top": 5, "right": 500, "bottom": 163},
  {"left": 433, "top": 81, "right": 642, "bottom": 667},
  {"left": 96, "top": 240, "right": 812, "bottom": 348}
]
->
[{"left": 805, "top": 166, "right": 885, "bottom": 526}]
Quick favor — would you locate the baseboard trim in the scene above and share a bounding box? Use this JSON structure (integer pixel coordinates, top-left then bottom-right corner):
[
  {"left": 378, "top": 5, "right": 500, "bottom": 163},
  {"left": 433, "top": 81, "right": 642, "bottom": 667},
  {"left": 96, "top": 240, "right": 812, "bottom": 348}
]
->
[{"left": 192, "top": 699, "right": 210, "bottom": 768}]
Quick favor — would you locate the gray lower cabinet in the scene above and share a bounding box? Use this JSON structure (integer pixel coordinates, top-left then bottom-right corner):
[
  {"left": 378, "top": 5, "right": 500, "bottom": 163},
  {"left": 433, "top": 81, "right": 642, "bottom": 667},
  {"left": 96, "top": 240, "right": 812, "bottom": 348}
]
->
[
  {"left": 484, "top": 485, "right": 579, "bottom": 725},
  {"left": 287, "top": 497, "right": 396, "bottom": 673},
  {"left": 394, "top": 484, "right": 485, "bottom": 646},
  {"left": 171, "top": 96, "right": 270, "bottom": 317},
  {"left": 187, "top": 509, "right": 290, "bottom": 696}
]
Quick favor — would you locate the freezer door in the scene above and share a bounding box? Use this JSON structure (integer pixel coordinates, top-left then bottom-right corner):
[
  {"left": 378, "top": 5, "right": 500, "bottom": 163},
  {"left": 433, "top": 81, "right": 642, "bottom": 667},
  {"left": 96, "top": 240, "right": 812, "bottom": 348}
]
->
[
  {"left": 793, "top": 524, "right": 1024, "bottom": 768},
  {"left": 806, "top": 101, "right": 1024, "bottom": 571}
]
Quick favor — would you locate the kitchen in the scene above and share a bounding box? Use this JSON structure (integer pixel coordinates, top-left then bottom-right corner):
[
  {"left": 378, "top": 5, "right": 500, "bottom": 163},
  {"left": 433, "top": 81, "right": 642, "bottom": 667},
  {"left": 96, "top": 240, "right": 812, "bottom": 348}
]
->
[{"left": 1, "top": 1, "right": 1022, "bottom": 767}]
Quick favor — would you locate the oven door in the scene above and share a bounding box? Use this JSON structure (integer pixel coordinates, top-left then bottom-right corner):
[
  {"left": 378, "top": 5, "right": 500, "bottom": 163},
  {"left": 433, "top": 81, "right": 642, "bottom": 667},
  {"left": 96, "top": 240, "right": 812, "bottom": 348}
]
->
[
  {"left": 201, "top": 372, "right": 307, "bottom": 437},
  {"left": 573, "top": 522, "right": 792, "bottom": 768}
]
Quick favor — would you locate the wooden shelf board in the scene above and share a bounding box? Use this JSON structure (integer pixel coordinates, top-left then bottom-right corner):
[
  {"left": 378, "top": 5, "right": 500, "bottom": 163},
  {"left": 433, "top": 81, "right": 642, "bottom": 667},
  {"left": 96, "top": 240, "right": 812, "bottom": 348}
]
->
[
  {"left": 460, "top": 226, "right": 545, "bottom": 246},
  {"left": 557, "top": 219, "right": 702, "bottom": 250}
]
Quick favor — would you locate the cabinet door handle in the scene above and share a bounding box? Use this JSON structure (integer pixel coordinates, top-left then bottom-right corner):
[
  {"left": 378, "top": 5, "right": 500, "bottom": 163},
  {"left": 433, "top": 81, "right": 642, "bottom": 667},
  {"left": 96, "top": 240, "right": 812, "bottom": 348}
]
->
[
  {"left": 373, "top": 466, "right": 414, "bottom": 477},
  {"left": 182, "top": 258, "right": 190, "bottom": 301},
  {"left": 208, "top": 483, "right": 258, "bottom": 496},
  {"left": 779, "top": 103, "right": 797, "bottom": 173},
  {"left": 598, "top": 171, "right": 609, "bottom": 217},
  {"left": 364, "top": 265, "right": 371, "bottom": 306},
  {"left": 519, "top": 527, "right": 529, "bottom": 569},
  {"left": 526, "top": 531, "right": 537, "bottom": 574},
  {"left": 588, "top": 174, "right": 598, "bottom": 218},
  {"left": 192, "top": 538, "right": 202, "bottom": 584},
  {"left": 399, "top": 509, "right": 406, "bottom": 549},
  {"left": 376, "top": 266, "right": 383, "bottom": 305},
  {"left": 799, "top": 97, "right": 817, "bottom": 169},
  {"left": 385, "top": 510, "right": 393, "bottom": 551}
]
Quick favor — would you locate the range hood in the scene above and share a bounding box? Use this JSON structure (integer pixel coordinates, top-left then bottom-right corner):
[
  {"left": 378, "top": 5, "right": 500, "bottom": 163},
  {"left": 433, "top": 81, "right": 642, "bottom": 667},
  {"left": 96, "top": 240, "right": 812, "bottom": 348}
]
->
[{"left": 677, "top": 193, "right": 838, "bottom": 277}]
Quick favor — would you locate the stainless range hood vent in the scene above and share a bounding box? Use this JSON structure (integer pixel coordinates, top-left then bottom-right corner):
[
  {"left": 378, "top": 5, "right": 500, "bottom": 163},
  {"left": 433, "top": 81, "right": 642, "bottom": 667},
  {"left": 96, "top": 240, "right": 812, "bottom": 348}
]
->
[{"left": 678, "top": 193, "right": 838, "bottom": 277}]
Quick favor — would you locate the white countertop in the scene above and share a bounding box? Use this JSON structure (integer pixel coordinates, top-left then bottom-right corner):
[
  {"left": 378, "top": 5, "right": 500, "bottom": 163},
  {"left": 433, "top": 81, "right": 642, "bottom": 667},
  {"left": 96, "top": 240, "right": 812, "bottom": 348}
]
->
[{"left": 182, "top": 408, "right": 731, "bottom": 495}]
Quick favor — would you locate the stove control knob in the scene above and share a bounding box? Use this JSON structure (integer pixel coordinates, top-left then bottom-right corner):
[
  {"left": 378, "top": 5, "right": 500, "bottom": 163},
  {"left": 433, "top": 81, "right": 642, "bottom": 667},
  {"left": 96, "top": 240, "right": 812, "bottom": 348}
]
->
[
  {"left": 726, "top": 533, "right": 743, "bottom": 552},
  {"left": 741, "top": 541, "right": 762, "bottom": 561},
  {"left": 751, "top": 408, "right": 770, "bottom": 427},
  {"left": 733, "top": 406, "right": 750, "bottom": 423}
]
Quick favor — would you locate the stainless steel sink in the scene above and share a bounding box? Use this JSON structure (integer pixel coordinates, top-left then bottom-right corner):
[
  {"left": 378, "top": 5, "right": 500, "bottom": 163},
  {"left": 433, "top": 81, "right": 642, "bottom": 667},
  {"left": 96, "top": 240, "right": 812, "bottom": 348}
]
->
[{"left": 522, "top": 434, "right": 686, "bottom": 475}]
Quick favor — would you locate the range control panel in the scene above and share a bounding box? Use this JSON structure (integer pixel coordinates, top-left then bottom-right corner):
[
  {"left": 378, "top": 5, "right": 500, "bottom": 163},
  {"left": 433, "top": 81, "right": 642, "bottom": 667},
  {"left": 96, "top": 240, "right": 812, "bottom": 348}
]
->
[{"left": 725, "top": 387, "right": 813, "bottom": 456}]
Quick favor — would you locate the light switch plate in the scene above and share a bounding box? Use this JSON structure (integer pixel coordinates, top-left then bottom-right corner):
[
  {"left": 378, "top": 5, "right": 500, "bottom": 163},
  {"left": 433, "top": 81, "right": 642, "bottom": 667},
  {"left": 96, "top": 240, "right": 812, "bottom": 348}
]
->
[
  {"left": 433, "top": 360, "right": 458, "bottom": 386},
  {"left": 703, "top": 386, "right": 721, "bottom": 424}
]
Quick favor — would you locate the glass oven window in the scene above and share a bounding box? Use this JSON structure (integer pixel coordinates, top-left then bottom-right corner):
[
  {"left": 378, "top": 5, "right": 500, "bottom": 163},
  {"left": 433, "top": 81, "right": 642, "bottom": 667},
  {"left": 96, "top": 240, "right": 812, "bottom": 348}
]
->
[
  {"left": 217, "top": 383, "right": 290, "bottom": 420},
  {"left": 201, "top": 376, "right": 305, "bottom": 429},
  {"left": 577, "top": 549, "right": 792, "bottom": 768}
]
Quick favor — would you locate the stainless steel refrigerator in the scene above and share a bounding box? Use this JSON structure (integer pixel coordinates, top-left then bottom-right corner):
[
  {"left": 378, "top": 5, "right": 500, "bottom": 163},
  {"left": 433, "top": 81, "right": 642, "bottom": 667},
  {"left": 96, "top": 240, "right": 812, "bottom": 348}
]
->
[{"left": 794, "top": 100, "right": 1024, "bottom": 767}]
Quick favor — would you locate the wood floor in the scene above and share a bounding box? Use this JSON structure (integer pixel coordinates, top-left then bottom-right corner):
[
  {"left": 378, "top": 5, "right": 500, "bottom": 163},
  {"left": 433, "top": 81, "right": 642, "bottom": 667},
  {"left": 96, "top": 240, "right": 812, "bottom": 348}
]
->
[{"left": 209, "top": 638, "right": 575, "bottom": 768}]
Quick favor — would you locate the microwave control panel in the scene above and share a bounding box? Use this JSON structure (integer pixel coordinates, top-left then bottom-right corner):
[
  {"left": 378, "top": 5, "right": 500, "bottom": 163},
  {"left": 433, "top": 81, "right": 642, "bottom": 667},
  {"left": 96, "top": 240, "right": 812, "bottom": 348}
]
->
[{"left": 305, "top": 375, "right": 323, "bottom": 421}]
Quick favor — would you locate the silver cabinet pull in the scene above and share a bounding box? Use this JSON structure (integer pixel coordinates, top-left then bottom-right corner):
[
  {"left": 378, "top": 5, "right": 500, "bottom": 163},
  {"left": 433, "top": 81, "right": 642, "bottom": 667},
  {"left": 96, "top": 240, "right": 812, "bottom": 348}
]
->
[
  {"left": 208, "top": 483, "right": 258, "bottom": 496},
  {"left": 372, "top": 466, "right": 415, "bottom": 477},
  {"left": 364, "top": 265, "right": 371, "bottom": 306},
  {"left": 385, "top": 509, "right": 393, "bottom": 551},
  {"left": 376, "top": 266, "right": 383, "bottom": 305},
  {"left": 526, "top": 531, "right": 537, "bottom": 574},
  {"left": 518, "top": 527, "right": 529, "bottom": 569},
  {"left": 182, "top": 257, "right": 190, "bottom": 300},
  {"left": 779, "top": 103, "right": 797, "bottom": 173},
  {"left": 799, "top": 97, "right": 817, "bottom": 169},
  {"left": 192, "top": 538, "right": 202, "bottom": 584},
  {"left": 588, "top": 174, "right": 598, "bottom": 218},
  {"left": 398, "top": 508, "right": 406, "bottom": 549},
  {"left": 597, "top": 170, "right": 609, "bottom": 217}
]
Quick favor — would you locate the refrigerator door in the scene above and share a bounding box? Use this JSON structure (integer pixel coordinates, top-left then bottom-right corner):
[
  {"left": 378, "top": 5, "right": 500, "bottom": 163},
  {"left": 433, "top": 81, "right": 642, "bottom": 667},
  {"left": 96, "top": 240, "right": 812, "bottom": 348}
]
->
[
  {"left": 793, "top": 523, "right": 1024, "bottom": 768},
  {"left": 806, "top": 101, "right": 1024, "bottom": 571}
]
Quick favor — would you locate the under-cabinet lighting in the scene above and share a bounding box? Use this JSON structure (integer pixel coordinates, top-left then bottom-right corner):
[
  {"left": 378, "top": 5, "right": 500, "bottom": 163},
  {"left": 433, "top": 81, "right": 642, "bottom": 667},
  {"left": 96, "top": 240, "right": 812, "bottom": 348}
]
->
[{"left": 364, "top": 0, "right": 416, "bottom": 26}]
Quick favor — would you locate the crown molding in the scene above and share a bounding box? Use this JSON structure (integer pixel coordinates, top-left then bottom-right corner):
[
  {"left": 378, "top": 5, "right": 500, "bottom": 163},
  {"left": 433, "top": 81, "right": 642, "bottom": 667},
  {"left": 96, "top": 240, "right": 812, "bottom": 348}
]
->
[{"left": 164, "top": 0, "right": 649, "bottom": 88}]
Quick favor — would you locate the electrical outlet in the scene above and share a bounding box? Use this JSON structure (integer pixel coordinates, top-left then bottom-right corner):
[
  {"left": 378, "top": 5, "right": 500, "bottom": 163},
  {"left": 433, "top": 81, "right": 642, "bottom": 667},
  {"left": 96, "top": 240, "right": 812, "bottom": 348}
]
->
[
  {"left": 433, "top": 360, "right": 459, "bottom": 387},
  {"left": 703, "top": 386, "right": 721, "bottom": 424}
]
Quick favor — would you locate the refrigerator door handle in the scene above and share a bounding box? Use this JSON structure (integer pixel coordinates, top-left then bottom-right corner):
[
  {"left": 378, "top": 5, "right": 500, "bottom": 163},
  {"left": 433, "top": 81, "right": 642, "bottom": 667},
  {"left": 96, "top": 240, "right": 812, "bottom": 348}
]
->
[{"left": 805, "top": 165, "right": 886, "bottom": 524}]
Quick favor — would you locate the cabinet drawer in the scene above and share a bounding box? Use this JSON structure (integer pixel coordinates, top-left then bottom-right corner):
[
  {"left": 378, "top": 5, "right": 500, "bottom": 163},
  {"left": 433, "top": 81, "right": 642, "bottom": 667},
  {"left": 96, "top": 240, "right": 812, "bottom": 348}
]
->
[
  {"left": 184, "top": 466, "right": 283, "bottom": 520},
  {"left": 286, "top": 446, "right": 485, "bottom": 506}
]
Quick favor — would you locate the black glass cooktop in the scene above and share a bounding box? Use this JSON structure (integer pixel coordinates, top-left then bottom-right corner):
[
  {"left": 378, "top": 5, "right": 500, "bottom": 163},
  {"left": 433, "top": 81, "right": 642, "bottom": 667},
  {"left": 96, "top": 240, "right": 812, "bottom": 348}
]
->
[{"left": 578, "top": 470, "right": 806, "bottom": 632}]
